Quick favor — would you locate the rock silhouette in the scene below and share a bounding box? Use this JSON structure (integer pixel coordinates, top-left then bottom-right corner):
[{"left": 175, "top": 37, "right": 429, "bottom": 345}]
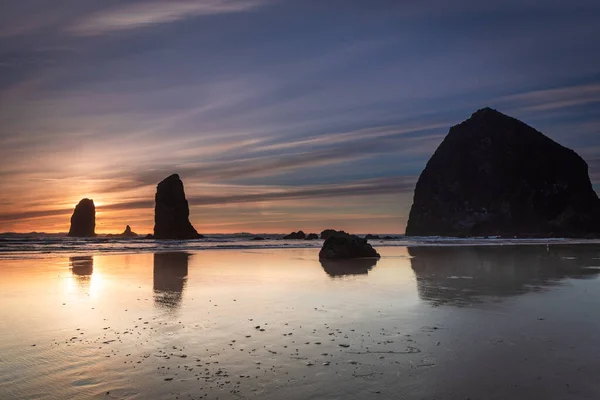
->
[
  {"left": 319, "top": 233, "right": 380, "bottom": 259},
  {"left": 120, "top": 225, "right": 137, "bottom": 237},
  {"left": 67, "top": 199, "right": 96, "bottom": 237},
  {"left": 153, "top": 174, "right": 202, "bottom": 239},
  {"left": 283, "top": 231, "right": 306, "bottom": 239},
  {"left": 305, "top": 233, "right": 319, "bottom": 240},
  {"left": 320, "top": 229, "right": 349, "bottom": 240},
  {"left": 406, "top": 107, "right": 600, "bottom": 237}
]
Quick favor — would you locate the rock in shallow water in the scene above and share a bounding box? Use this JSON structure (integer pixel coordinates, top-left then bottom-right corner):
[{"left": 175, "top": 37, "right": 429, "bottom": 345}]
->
[
  {"left": 67, "top": 199, "right": 95, "bottom": 237},
  {"left": 153, "top": 174, "right": 203, "bottom": 239},
  {"left": 406, "top": 107, "right": 600, "bottom": 238},
  {"left": 319, "top": 233, "right": 380, "bottom": 259}
]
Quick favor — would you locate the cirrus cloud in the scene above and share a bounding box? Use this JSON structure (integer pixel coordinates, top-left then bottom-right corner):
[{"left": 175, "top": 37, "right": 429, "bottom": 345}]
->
[{"left": 68, "top": 0, "right": 271, "bottom": 36}]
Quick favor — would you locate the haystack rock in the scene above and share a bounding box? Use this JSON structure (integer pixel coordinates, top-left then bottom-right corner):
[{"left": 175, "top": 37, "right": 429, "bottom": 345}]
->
[
  {"left": 120, "top": 225, "right": 137, "bottom": 237},
  {"left": 67, "top": 198, "right": 95, "bottom": 237},
  {"left": 153, "top": 174, "right": 203, "bottom": 240},
  {"left": 406, "top": 108, "right": 600, "bottom": 238},
  {"left": 319, "top": 232, "right": 380, "bottom": 259}
]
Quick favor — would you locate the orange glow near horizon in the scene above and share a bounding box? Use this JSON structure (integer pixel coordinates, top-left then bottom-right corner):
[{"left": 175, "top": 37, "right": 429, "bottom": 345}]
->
[{"left": 1, "top": 194, "right": 410, "bottom": 235}]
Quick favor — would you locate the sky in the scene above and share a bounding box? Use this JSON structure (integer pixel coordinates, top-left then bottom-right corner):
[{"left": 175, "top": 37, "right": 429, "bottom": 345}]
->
[{"left": 0, "top": 0, "right": 599, "bottom": 234}]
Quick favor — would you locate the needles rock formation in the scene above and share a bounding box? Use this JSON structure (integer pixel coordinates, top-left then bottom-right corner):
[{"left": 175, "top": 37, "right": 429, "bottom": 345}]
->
[
  {"left": 154, "top": 174, "right": 202, "bottom": 240},
  {"left": 67, "top": 199, "right": 96, "bottom": 237}
]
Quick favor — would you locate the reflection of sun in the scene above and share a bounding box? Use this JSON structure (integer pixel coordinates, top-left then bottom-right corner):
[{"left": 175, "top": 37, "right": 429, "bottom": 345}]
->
[{"left": 89, "top": 272, "right": 104, "bottom": 298}]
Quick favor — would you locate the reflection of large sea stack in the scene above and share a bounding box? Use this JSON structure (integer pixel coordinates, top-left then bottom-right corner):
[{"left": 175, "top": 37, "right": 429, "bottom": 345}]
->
[
  {"left": 153, "top": 252, "right": 190, "bottom": 311},
  {"left": 406, "top": 108, "right": 600, "bottom": 238},
  {"left": 408, "top": 245, "right": 600, "bottom": 306},
  {"left": 67, "top": 199, "right": 96, "bottom": 237},
  {"left": 70, "top": 256, "right": 94, "bottom": 288},
  {"left": 70, "top": 256, "right": 94, "bottom": 276},
  {"left": 153, "top": 174, "right": 202, "bottom": 239}
]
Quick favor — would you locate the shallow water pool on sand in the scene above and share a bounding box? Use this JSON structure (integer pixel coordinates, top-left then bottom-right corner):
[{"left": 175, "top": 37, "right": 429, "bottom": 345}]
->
[{"left": 1, "top": 246, "right": 600, "bottom": 399}]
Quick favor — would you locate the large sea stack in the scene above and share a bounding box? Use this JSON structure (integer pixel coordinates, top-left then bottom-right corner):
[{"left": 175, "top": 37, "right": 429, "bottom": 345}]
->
[
  {"left": 154, "top": 174, "right": 202, "bottom": 239},
  {"left": 406, "top": 108, "right": 600, "bottom": 238},
  {"left": 67, "top": 198, "right": 96, "bottom": 237}
]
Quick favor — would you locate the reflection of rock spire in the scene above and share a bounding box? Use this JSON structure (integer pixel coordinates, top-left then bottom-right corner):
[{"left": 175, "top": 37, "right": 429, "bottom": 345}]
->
[
  {"left": 409, "top": 245, "right": 600, "bottom": 307},
  {"left": 70, "top": 256, "right": 94, "bottom": 288},
  {"left": 320, "top": 258, "right": 379, "bottom": 278},
  {"left": 153, "top": 252, "right": 190, "bottom": 312}
]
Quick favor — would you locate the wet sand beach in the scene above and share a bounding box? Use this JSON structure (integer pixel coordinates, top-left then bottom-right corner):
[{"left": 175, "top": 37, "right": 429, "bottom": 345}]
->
[{"left": 2, "top": 246, "right": 600, "bottom": 399}]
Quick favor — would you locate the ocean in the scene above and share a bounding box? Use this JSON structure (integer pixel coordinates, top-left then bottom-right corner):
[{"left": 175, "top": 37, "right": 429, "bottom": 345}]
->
[{"left": 1, "top": 238, "right": 600, "bottom": 399}]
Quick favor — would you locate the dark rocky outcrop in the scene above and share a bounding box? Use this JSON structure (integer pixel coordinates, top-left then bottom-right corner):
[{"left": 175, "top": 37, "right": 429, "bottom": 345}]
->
[
  {"left": 283, "top": 230, "right": 306, "bottom": 239},
  {"left": 154, "top": 174, "right": 203, "bottom": 240},
  {"left": 406, "top": 107, "right": 600, "bottom": 238},
  {"left": 365, "top": 234, "right": 380, "bottom": 240},
  {"left": 68, "top": 198, "right": 96, "bottom": 237},
  {"left": 305, "top": 233, "right": 319, "bottom": 240},
  {"left": 320, "top": 229, "right": 349, "bottom": 240},
  {"left": 252, "top": 236, "right": 266, "bottom": 241},
  {"left": 145, "top": 234, "right": 154, "bottom": 239},
  {"left": 319, "top": 233, "right": 380, "bottom": 259},
  {"left": 120, "top": 225, "right": 137, "bottom": 237}
]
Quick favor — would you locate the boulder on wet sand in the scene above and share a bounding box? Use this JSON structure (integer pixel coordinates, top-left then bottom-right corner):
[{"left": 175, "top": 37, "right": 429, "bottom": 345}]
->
[
  {"left": 67, "top": 198, "right": 96, "bottom": 237},
  {"left": 319, "top": 233, "right": 381, "bottom": 260},
  {"left": 306, "top": 233, "right": 319, "bottom": 240},
  {"left": 153, "top": 174, "right": 203, "bottom": 240},
  {"left": 406, "top": 107, "right": 600, "bottom": 238},
  {"left": 283, "top": 231, "right": 306, "bottom": 239}
]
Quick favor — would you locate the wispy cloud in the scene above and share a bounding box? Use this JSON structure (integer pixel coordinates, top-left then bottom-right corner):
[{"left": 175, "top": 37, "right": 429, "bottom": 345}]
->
[
  {"left": 68, "top": 0, "right": 270, "bottom": 35},
  {"left": 498, "top": 83, "right": 600, "bottom": 112}
]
